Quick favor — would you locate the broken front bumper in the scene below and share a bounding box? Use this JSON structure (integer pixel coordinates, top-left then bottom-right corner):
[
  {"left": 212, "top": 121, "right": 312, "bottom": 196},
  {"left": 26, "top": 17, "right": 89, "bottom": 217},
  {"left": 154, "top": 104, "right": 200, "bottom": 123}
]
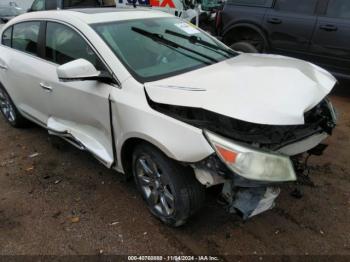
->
[
  {"left": 193, "top": 153, "right": 287, "bottom": 219},
  {"left": 194, "top": 130, "right": 331, "bottom": 219}
]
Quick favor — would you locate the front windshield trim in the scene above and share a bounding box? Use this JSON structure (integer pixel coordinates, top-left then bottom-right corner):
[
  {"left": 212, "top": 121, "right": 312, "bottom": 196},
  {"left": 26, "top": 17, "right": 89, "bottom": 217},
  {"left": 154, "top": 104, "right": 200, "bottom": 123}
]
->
[{"left": 91, "top": 17, "right": 236, "bottom": 83}]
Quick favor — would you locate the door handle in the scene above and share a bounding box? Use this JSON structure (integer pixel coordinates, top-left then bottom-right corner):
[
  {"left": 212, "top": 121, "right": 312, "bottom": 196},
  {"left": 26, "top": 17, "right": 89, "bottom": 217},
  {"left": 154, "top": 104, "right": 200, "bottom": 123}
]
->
[
  {"left": 0, "top": 64, "right": 8, "bottom": 70},
  {"left": 320, "top": 24, "right": 338, "bottom": 31},
  {"left": 267, "top": 18, "right": 282, "bottom": 24},
  {"left": 40, "top": 82, "right": 53, "bottom": 92}
]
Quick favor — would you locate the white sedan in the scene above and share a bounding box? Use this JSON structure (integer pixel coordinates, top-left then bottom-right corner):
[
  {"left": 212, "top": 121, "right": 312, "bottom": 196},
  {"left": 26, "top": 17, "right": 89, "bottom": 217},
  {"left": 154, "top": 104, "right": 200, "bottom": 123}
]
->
[{"left": 0, "top": 8, "right": 337, "bottom": 226}]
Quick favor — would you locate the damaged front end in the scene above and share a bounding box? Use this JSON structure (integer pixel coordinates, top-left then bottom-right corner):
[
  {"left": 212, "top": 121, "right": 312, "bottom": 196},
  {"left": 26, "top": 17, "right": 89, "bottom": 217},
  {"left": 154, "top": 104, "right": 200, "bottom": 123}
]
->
[{"left": 149, "top": 97, "right": 337, "bottom": 219}]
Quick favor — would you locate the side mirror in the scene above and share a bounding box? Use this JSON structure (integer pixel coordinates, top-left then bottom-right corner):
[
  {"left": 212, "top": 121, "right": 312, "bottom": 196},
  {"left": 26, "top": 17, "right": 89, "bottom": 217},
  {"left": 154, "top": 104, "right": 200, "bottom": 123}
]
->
[
  {"left": 57, "top": 59, "right": 100, "bottom": 80},
  {"left": 57, "top": 59, "right": 116, "bottom": 84}
]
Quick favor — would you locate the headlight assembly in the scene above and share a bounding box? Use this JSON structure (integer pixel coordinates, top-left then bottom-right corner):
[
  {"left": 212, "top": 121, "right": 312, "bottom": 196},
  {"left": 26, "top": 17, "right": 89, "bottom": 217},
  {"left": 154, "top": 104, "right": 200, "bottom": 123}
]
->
[{"left": 204, "top": 130, "right": 296, "bottom": 182}]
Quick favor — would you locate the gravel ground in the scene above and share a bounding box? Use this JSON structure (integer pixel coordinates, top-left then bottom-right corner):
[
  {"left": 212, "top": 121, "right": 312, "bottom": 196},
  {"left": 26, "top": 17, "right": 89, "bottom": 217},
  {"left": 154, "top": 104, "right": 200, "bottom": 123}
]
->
[{"left": 0, "top": 85, "right": 349, "bottom": 257}]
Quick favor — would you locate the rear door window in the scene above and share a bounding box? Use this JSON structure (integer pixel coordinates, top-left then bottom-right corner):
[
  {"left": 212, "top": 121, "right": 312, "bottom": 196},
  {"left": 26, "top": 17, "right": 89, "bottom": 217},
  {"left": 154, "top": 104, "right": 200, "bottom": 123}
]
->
[
  {"left": 326, "top": 0, "right": 350, "bottom": 19},
  {"left": 274, "top": 0, "right": 318, "bottom": 14},
  {"left": 12, "top": 22, "right": 40, "bottom": 56}
]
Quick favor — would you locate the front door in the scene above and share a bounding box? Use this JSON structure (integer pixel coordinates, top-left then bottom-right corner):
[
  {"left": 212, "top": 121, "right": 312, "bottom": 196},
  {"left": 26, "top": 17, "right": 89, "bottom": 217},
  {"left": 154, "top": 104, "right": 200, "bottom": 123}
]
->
[{"left": 41, "top": 21, "right": 115, "bottom": 167}]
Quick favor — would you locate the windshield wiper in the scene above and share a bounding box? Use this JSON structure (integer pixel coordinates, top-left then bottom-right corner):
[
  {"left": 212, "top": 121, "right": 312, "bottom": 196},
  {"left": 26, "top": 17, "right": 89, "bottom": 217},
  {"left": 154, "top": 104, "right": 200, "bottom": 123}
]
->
[
  {"left": 165, "top": 29, "right": 236, "bottom": 58},
  {"left": 131, "top": 27, "right": 219, "bottom": 63}
]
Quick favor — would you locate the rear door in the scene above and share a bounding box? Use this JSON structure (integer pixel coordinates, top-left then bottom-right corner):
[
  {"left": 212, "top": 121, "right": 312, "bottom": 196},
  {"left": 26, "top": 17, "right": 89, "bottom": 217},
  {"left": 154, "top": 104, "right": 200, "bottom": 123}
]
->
[
  {"left": 0, "top": 21, "right": 51, "bottom": 125},
  {"left": 40, "top": 21, "right": 115, "bottom": 167},
  {"left": 310, "top": 0, "right": 350, "bottom": 76},
  {"left": 263, "top": 0, "right": 318, "bottom": 53}
]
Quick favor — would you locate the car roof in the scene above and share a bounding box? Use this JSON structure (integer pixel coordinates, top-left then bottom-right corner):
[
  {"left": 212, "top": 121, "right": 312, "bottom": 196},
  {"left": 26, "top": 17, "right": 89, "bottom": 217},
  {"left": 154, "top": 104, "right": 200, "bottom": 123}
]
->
[{"left": 10, "top": 8, "right": 172, "bottom": 25}]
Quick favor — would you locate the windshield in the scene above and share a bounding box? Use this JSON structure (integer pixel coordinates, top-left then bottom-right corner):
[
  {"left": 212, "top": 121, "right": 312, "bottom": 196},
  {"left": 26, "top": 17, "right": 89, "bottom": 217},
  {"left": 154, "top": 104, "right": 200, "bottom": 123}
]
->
[{"left": 93, "top": 17, "right": 236, "bottom": 82}]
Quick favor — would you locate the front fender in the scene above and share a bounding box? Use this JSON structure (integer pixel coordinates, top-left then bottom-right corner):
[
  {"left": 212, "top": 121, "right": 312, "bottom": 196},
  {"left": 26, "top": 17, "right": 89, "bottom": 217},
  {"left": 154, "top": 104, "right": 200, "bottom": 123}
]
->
[{"left": 110, "top": 78, "right": 214, "bottom": 172}]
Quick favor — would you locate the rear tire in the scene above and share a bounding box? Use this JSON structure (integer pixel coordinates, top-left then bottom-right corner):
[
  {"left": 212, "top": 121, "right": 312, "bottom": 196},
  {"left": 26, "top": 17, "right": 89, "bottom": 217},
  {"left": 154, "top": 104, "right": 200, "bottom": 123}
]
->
[
  {"left": 0, "top": 84, "right": 30, "bottom": 128},
  {"left": 132, "top": 143, "right": 205, "bottom": 227},
  {"left": 230, "top": 41, "right": 258, "bottom": 53}
]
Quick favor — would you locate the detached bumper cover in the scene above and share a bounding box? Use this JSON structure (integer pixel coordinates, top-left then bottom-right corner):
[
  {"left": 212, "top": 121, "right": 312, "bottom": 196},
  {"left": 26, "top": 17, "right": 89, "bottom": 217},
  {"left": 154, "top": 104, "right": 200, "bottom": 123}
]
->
[{"left": 222, "top": 182, "right": 280, "bottom": 219}]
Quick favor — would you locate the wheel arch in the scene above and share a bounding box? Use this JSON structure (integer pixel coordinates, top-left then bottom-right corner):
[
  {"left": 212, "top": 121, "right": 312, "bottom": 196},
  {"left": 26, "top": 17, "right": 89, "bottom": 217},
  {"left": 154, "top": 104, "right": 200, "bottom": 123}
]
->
[
  {"left": 119, "top": 136, "right": 178, "bottom": 178},
  {"left": 222, "top": 22, "right": 269, "bottom": 49}
]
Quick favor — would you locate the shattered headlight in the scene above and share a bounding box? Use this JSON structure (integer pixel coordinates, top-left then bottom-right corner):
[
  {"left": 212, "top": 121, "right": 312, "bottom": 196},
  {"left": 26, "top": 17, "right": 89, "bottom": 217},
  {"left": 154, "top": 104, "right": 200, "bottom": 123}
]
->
[{"left": 204, "top": 130, "right": 296, "bottom": 182}]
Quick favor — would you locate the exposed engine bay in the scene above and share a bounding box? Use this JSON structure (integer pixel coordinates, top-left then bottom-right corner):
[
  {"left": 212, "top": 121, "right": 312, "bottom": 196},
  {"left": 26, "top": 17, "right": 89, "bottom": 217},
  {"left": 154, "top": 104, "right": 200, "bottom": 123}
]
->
[
  {"left": 147, "top": 94, "right": 337, "bottom": 219},
  {"left": 148, "top": 97, "right": 337, "bottom": 151}
]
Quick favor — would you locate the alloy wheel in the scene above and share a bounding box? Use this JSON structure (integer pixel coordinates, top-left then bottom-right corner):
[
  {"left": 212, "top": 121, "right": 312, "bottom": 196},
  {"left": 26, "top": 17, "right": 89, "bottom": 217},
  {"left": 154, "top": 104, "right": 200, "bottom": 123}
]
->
[
  {"left": 0, "top": 88, "right": 16, "bottom": 123},
  {"left": 135, "top": 155, "right": 175, "bottom": 216}
]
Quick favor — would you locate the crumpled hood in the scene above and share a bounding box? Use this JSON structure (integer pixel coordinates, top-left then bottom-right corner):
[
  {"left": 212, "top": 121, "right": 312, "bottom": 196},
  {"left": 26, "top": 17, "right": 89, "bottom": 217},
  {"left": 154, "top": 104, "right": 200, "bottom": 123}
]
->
[{"left": 145, "top": 53, "right": 337, "bottom": 125}]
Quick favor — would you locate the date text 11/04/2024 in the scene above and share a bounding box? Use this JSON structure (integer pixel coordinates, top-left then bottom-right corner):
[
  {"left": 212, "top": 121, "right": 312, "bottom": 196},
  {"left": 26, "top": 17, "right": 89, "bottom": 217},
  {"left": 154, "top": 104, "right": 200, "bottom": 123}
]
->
[{"left": 127, "top": 256, "right": 220, "bottom": 261}]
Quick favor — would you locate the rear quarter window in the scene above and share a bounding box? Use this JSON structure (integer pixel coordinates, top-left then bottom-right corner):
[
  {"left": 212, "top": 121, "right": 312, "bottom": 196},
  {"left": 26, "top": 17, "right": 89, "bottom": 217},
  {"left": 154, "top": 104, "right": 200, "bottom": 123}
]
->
[
  {"left": 226, "top": 0, "right": 274, "bottom": 7},
  {"left": 1, "top": 26, "right": 12, "bottom": 47}
]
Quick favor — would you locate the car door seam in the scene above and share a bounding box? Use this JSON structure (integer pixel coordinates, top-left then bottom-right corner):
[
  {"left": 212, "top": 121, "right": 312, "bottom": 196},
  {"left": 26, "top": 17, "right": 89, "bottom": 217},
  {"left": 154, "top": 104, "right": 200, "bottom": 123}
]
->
[{"left": 109, "top": 94, "right": 118, "bottom": 168}]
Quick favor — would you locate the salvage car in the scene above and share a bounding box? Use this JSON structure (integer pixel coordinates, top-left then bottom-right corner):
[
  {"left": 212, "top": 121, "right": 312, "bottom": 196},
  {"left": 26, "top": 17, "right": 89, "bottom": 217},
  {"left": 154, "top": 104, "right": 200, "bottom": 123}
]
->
[
  {"left": 217, "top": 0, "right": 350, "bottom": 79},
  {"left": 0, "top": 8, "right": 337, "bottom": 226}
]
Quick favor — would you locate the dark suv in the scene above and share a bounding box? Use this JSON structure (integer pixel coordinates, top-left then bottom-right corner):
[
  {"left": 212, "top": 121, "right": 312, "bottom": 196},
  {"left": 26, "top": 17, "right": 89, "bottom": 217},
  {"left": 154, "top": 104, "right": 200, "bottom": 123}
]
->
[
  {"left": 217, "top": 0, "right": 350, "bottom": 79},
  {"left": 29, "top": 0, "right": 115, "bottom": 12}
]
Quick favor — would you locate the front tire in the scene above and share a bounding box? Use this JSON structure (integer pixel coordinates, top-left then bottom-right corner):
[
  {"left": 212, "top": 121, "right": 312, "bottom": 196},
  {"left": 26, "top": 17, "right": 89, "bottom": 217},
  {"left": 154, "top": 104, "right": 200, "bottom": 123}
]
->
[
  {"left": 132, "top": 143, "right": 205, "bottom": 227},
  {"left": 0, "top": 84, "right": 30, "bottom": 128}
]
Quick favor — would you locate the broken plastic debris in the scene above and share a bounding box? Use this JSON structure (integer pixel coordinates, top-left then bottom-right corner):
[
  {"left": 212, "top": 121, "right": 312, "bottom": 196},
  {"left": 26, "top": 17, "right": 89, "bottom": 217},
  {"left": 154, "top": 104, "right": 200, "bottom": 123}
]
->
[
  {"left": 249, "top": 187, "right": 280, "bottom": 218},
  {"left": 69, "top": 216, "right": 80, "bottom": 223},
  {"left": 25, "top": 166, "right": 35, "bottom": 172},
  {"left": 223, "top": 184, "right": 280, "bottom": 219},
  {"left": 110, "top": 221, "right": 119, "bottom": 226},
  {"left": 28, "top": 153, "right": 39, "bottom": 158}
]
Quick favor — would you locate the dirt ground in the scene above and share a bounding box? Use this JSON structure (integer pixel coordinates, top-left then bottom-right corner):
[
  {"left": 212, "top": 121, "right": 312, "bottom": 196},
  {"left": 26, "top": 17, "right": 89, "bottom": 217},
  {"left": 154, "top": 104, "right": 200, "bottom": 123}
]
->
[{"left": 0, "top": 84, "right": 349, "bottom": 257}]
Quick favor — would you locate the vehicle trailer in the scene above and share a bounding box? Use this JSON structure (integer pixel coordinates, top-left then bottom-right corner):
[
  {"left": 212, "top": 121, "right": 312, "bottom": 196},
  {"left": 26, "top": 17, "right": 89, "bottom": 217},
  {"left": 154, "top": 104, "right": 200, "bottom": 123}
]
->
[{"left": 115, "top": 0, "right": 223, "bottom": 27}]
